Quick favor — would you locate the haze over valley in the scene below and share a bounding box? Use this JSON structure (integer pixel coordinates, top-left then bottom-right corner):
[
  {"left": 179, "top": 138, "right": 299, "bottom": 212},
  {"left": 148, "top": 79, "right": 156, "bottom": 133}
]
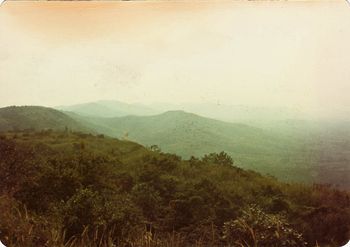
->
[
  {"left": 1, "top": 101, "right": 349, "bottom": 189},
  {"left": 1, "top": 1, "right": 350, "bottom": 246}
]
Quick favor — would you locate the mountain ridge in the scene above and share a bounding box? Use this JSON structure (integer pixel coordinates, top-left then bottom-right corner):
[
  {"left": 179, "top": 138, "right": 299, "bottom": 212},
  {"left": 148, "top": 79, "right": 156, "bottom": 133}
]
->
[
  {"left": 65, "top": 108, "right": 308, "bottom": 181},
  {"left": 2, "top": 104, "right": 350, "bottom": 187},
  {"left": 0, "top": 105, "right": 91, "bottom": 132},
  {"left": 57, "top": 100, "right": 158, "bottom": 118}
]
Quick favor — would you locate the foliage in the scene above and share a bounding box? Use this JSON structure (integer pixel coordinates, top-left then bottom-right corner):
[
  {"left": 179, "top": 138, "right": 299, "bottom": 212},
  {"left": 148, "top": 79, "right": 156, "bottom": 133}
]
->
[
  {"left": 0, "top": 130, "right": 350, "bottom": 246},
  {"left": 223, "top": 205, "right": 306, "bottom": 247},
  {"left": 202, "top": 152, "right": 234, "bottom": 166}
]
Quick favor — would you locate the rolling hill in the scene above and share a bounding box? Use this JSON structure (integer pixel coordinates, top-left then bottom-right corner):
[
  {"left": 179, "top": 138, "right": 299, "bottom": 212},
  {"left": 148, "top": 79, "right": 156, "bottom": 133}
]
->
[
  {"left": 69, "top": 110, "right": 313, "bottom": 181},
  {"left": 0, "top": 106, "right": 91, "bottom": 133},
  {"left": 1, "top": 130, "right": 349, "bottom": 246},
  {"left": 0, "top": 106, "right": 307, "bottom": 180},
  {"left": 72, "top": 110, "right": 350, "bottom": 188},
  {"left": 1, "top": 105, "right": 349, "bottom": 187}
]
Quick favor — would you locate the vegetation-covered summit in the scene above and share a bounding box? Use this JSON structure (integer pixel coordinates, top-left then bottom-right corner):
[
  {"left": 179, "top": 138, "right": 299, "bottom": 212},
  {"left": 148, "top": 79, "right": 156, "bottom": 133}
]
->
[
  {"left": 0, "top": 130, "right": 349, "bottom": 246},
  {"left": 1, "top": 105, "right": 350, "bottom": 189},
  {"left": 0, "top": 106, "right": 90, "bottom": 133}
]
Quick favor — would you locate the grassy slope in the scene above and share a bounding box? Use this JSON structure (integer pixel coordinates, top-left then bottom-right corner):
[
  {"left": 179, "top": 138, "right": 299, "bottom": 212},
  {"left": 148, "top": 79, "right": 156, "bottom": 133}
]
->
[
  {"left": 0, "top": 106, "right": 91, "bottom": 133},
  {"left": 1, "top": 130, "right": 349, "bottom": 246},
  {"left": 72, "top": 111, "right": 313, "bottom": 182},
  {"left": 78, "top": 112, "right": 350, "bottom": 187},
  {"left": 1, "top": 106, "right": 349, "bottom": 186}
]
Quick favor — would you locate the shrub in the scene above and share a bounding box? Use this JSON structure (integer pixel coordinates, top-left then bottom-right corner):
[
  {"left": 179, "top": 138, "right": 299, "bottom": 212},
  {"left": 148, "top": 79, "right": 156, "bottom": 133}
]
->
[{"left": 223, "top": 205, "right": 307, "bottom": 247}]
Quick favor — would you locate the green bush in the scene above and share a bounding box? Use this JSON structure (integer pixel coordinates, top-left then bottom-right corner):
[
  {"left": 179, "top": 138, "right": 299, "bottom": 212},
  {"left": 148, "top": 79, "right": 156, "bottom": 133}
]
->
[{"left": 223, "top": 205, "right": 307, "bottom": 247}]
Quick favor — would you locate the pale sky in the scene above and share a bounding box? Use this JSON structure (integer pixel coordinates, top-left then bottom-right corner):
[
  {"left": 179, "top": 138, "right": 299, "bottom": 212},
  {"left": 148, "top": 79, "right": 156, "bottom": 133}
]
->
[{"left": 0, "top": 1, "right": 349, "bottom": 117}]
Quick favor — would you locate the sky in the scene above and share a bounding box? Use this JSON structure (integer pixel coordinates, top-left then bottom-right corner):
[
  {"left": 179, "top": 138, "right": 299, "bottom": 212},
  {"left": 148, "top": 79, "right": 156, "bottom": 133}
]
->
[{"left": 0, "top": 1, "right": 350, "bottom": 118}]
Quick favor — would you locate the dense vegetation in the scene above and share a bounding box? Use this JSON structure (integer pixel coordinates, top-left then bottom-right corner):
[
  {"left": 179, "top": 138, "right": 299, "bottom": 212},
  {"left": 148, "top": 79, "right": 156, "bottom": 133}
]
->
[
  {"left": 70, "top": 110, "right": 313, "bottom": 182},
  {"left": 0, "top": 106, "right": 90, "bottom": 133},
  {"left": 0, "top": 106, "right": 316, "bottom": 183},
  {"left": 2, "top": 106, "right": 350, "bottom": 188},
  {"left": 1, "top": 130, "right": 349, "bottom": 246}
]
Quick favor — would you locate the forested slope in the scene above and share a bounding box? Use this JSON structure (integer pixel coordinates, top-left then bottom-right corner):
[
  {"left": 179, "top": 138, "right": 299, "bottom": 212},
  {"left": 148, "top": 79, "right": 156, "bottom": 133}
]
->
[{"left": 0, "top": 130, "right": 349, "bottom": 246}]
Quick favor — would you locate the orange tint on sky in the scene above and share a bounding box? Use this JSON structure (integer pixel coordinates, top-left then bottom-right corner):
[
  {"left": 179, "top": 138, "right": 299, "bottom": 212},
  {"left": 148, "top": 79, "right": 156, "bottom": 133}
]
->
[
  {"left": 1, "top": 1, "right": 216, "bottom": 43},
  {"left": 1, "top": 1, "right": 332, "bottom": 43},
  {"left": 0, "top": 1, "right": 350, "bottom": 119}
]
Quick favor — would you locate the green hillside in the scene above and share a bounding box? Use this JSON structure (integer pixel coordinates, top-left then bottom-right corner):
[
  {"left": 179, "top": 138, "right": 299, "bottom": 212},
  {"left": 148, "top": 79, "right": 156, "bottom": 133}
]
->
[
  {"left": 0, "top": 106, "right": 91, "bottom": 133},
  {"left": 1, "top": 130, "right": 349, "bottom": 246},
  {"left": 1, "top": 106, "right": 349, "bottom": 188},
  {"left": 72, "top": 110, "right": 313, "bottom": 182},
  {"left": 75, "top": 111, "right": 350, "bottom": 188}
]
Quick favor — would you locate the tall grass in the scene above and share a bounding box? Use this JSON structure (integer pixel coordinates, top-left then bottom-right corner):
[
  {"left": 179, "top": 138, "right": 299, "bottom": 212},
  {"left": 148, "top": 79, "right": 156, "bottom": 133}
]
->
[{"left": 0, "top": 205, "right": 324, "bottom": 247}]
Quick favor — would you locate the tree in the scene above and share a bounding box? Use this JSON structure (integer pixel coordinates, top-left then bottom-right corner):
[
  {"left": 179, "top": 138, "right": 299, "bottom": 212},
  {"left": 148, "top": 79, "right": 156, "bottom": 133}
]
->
[
  {"left": 223, "top": 205, "right": 307, "bottom": 247},
  {"left": 202, "top": 151, "right": 234, "bottom": 166},
  {"left": 149, "top": 145, "right": 161, "bottom": 153}
]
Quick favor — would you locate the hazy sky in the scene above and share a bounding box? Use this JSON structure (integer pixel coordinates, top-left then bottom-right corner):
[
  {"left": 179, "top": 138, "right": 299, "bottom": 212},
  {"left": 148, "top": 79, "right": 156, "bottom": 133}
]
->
[{"left": 0, "top": 1, "right": 349, "bottom": 116}]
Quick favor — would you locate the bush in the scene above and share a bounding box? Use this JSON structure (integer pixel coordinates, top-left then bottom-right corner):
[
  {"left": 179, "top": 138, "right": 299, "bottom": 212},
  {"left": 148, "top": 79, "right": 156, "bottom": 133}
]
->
[
  {"left": 223, "top": 205, "right": 307, "bottom": 247},
  {"left": 202, "top": 151, "right": 234, "bottom": 166},
  {"left": 0, "top": 195, "right": 50, "bottom": 246}
]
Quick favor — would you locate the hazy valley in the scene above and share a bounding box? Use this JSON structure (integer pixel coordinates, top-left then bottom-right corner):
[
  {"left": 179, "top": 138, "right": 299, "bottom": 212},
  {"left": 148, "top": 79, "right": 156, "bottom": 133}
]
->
[
  {"left": 1, "top": 102, "right": 349, "bottom": 188},
  {"left": 1, "top": 1, "right": 350, "bottom": 245}
]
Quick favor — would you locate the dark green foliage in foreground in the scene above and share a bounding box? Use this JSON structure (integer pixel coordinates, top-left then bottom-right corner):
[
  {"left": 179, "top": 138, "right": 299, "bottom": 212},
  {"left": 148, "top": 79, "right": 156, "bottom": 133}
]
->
[
  {"left": 0, "top": 130, "right": 349, "bottom": 246},
  {"left": 223, "top": 206, "right": 306, "bottom": 247}
]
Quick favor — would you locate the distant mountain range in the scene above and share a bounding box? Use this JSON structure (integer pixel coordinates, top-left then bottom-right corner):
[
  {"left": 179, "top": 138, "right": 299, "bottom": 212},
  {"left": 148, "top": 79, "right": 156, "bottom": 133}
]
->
[
  {"left": 0, "top": 105, "right": 309, "bottom": 182},
  {"left": 57, "top": 100, "right": 159, "bottom": 118},
  {"left": 0, "top": 103, "right": 349, "bottom": 187},
  {"left": 73, "top": 110, "right": 305, "bottom": 172},
  {"left": 56, "top": 100, "right": 308, "bottom": 124},
  {"left": 148, "top": 102, "right": 309, "bottom": 124},
  {"left": 58, "top": 100, "right": 350, "bottom": 124}
]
